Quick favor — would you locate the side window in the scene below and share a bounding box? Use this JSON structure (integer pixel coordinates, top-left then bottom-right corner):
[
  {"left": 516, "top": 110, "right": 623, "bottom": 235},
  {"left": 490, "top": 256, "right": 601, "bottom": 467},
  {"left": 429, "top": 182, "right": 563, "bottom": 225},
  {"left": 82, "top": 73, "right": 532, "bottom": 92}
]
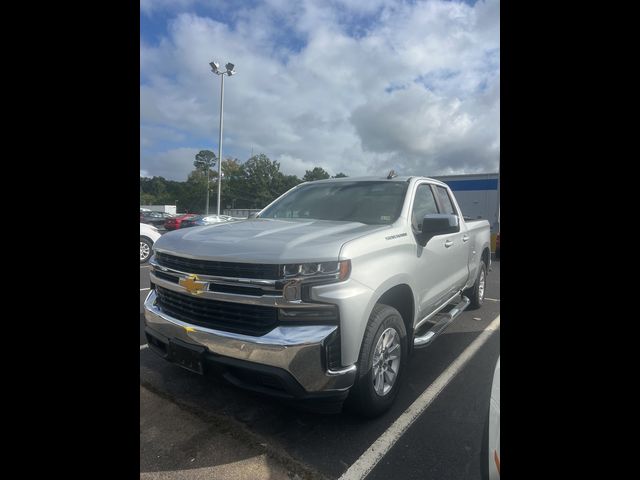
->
[
  {"left": 435, "top": 186, "right": 457, "bottom": 215},
  {"left": 411, "top": 184, "right": 439, "bottom": 230}
]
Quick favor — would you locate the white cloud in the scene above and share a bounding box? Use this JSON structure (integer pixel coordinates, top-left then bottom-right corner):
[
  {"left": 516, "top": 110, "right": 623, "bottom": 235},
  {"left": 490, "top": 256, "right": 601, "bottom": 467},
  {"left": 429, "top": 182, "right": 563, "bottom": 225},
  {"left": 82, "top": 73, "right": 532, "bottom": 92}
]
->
[
  {"left": 141, "top": 147, "right": 202, "bottom": 180},
  {"left": 140, "top": 0, "right": 201, "bottom": 16},
  {"left": 141, "top": 0, "right": 500, "bottom": 180}
]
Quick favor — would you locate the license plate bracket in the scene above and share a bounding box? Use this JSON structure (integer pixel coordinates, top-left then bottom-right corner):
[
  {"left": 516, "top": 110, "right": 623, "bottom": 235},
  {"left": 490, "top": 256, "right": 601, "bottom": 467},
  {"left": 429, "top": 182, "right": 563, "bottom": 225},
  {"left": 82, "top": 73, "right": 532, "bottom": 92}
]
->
[{"left": 168, "top": 339, "right": 205, "bottom": 375}]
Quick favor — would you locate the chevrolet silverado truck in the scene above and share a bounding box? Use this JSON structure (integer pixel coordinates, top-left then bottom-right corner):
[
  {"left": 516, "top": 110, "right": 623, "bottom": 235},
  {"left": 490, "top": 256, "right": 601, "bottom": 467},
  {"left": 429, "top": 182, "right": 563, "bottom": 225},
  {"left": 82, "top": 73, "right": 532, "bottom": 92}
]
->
[{"left": 144, "top": 175, "right": 491, "bottom": 416}]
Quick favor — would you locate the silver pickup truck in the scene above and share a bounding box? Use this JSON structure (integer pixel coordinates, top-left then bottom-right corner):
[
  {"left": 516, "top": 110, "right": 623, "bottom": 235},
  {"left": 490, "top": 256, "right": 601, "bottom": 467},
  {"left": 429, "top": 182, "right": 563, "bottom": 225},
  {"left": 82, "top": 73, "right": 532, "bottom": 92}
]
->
[{"left": 144, "top": 175, "right": 490, "bottom": 416}]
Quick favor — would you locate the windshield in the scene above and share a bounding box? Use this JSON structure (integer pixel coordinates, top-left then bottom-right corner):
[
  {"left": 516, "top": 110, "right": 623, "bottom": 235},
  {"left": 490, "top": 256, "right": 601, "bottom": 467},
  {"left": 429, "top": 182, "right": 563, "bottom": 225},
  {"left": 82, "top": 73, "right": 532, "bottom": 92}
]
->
[{"left": 259, "top": 181, "right": 409, "bottom": 225}]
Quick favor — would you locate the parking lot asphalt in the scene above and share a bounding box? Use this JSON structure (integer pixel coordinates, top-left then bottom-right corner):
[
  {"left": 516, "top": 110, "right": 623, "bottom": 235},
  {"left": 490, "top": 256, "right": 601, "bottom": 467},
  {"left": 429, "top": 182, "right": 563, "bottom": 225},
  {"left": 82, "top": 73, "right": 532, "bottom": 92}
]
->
[
  {"left": 140, "top": 250, "right": 500, "bottom": 479},
  {"left": 140, "top": 386, "right": 296, "bottom": 480}
]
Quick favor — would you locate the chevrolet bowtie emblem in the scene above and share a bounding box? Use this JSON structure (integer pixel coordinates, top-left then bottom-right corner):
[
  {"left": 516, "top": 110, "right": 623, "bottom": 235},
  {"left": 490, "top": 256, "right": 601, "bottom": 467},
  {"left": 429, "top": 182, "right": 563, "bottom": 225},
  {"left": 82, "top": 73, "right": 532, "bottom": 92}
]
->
[{"left": 179, "top": 274, "right": 207, "bottom": 295}]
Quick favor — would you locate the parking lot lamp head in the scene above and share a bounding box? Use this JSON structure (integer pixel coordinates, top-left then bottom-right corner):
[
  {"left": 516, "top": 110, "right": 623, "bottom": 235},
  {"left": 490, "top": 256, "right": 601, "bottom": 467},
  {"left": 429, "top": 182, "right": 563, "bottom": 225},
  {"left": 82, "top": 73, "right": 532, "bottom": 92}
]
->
[
  {"left": 225, "top": 63, "right": 235, "bottom": 75},
  {"left": 210, "top": 62, "right": 220, "bottom": 74}
]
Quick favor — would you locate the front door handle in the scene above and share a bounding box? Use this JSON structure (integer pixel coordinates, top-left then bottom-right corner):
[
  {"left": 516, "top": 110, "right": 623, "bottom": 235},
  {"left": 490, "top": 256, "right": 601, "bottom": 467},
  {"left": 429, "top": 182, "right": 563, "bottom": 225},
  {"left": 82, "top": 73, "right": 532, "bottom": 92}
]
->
[
  {"left": 444, "top": 240, "right": 454, "bottom": 248},
  {"left": 462, "top": 235, "right": 469, "bottom": 242}
]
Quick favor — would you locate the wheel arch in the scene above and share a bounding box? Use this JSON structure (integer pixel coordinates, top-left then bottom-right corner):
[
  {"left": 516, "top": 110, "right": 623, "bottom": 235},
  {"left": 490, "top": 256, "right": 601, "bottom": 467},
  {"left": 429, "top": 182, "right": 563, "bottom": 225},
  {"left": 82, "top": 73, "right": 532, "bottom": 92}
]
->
[
  {"left": 355, "top": 282, "right": 416, "bottom": 359},
  {"left": 140, "top": 235, "right": 154, "bottom": 245}
]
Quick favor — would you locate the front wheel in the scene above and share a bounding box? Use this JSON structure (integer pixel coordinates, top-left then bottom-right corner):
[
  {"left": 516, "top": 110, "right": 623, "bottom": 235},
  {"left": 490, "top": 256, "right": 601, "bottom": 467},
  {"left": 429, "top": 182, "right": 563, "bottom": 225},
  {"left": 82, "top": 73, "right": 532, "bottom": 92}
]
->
[
  {"left": 140, "top": 236, "right": 153, "bottom": 263},
  {"left": 347, "top": 304, "right": 407, "bottom": 417}
]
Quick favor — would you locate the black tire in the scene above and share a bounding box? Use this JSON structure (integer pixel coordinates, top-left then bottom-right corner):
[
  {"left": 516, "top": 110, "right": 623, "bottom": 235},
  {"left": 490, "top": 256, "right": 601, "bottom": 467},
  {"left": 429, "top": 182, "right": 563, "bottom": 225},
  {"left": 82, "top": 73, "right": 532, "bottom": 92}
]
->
[
  {"left": 465, "top": 261, "right": 487, "bottom": 309},
  {"left": 347, "top": 304, "right": 407, "bottom": 418},
  {"left": 140, "top": 236, "right": 153, "bottom": 264}
]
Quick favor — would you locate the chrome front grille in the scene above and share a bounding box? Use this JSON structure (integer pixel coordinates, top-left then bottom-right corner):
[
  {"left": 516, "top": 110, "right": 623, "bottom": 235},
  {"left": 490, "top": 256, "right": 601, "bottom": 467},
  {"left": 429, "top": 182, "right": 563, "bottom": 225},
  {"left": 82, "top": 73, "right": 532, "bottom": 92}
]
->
[
  {"left": 155, "top": 252, "right": 281, "bottom": 280},
  {"left": 154, "top": 286, "right": 278, "bottom": 336}
]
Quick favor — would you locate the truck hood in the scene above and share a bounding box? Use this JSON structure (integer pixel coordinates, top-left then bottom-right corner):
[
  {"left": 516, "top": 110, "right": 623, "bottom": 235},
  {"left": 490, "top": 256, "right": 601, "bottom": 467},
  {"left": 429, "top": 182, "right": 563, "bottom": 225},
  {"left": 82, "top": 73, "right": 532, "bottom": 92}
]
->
[{"left": 153, "top": 218, "right": 387, "bottom": 263}]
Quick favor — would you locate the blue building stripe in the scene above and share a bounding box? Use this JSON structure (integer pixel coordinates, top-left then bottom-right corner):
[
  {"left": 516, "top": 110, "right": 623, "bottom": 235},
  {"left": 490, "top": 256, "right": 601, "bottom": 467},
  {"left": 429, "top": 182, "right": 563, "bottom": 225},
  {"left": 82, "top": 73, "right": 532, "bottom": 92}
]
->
[{"left": 442, "top": 179, "right": 498, "bottom": 191}]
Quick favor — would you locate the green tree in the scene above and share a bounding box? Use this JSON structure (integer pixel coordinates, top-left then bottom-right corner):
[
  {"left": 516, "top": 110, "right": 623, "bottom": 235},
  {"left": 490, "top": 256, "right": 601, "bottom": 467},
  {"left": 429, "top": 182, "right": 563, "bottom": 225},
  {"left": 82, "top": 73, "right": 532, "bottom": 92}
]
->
[
  {"left": 242, "top": 154, "right": 283, "bottom": 208},
  {"left": 233, "top": 154, "right": 302, "bottom": 209},
  {"left": 194, "top": 150, "right": 218, "bottom": 212},
  {"left": 303, "top": 167, "right": 330, "bottom": 182},
  {"left": 220, "top": 158, "right": 247, "bottom": 210},
  {"left": 194, "top": 150, "right": 217, "bottom": 173},
  {"left": 275, "top": 174, "right": 302, "bottom": 195},
  {"left": 178, "top": 169, "right": 215, "bottom": 213},
  {"left": 140, "top": 192, "right": 155, "bottom": 205},
  {"left": 333, "top": 172, "right": 348, "bottom": 178},
  {"left": 140, "top": 152, "right": 308, "bottom": 213}
]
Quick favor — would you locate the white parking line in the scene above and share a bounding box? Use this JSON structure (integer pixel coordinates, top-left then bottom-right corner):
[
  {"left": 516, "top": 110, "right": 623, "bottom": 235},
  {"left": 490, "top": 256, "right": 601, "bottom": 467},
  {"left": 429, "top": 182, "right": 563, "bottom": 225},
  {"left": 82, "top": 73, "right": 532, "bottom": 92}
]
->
[
  {"left": 140, "top": 265, "right": 152, "bottom": 269},
  {"left": 485, "top": 297, "right": 500, "bottom": 302},
  {"left": 140, "top": 288, "right": 150, "bottom": 292},
  {"left": 339, "top": 315, "right": 500, "bottom": 480},
  {"left": 140, "top": 344, "right": 148, "bottom": 350}
]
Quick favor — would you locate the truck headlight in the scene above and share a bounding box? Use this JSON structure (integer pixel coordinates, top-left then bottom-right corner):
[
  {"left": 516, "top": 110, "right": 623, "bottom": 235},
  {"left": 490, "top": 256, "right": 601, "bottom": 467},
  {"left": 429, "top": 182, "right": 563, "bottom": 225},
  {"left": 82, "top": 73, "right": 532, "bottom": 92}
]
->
[{"left": 282, "top": 260, "right": 351, "bottom": 281}]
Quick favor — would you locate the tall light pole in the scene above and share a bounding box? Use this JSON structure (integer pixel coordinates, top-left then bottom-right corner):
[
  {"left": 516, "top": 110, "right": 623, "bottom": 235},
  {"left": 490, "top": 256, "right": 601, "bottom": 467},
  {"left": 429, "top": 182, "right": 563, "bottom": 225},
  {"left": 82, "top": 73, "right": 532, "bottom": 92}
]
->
[{"left": 209, "top": 61, "right": 235, "bottom": 216}]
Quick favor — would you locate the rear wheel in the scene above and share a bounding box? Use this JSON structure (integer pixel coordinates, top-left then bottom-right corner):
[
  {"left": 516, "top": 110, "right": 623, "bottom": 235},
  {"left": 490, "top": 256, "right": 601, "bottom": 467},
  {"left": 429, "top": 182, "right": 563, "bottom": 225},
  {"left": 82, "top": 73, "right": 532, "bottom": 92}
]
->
[
  {"left": 140, "top": 236, "right": 153, "bottom": 263},
  {"left": 347, "top": 304, "right": 407, "bottom": 417},
  {"left": 465, "top": 262, "right": 487, "bottom": 309}
]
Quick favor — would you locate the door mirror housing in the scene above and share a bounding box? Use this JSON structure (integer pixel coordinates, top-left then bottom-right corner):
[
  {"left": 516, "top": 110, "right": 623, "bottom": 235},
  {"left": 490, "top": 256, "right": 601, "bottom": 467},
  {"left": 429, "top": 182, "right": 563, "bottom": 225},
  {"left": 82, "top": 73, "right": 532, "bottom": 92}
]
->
[{"left": 418, "top": 214, "right": 460, "bottom": 246}]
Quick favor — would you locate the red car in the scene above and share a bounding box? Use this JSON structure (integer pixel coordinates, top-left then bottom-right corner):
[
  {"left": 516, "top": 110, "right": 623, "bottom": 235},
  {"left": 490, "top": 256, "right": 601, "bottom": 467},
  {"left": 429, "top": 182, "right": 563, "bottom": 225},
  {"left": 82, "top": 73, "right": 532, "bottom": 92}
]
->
[{"left": 164, "top": 213, "right": 197, "bottom": 231}]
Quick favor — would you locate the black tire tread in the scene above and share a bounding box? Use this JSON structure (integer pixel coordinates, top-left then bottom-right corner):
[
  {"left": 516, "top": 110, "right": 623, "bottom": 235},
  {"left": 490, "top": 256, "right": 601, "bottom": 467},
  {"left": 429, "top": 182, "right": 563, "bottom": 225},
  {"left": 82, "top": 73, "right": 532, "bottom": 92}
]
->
[
  {"left": 347, "top": 304, "right": 407, "bottom": 417},
  {"left": 465, "top": 262, "right": 487, "bottom": 309}
]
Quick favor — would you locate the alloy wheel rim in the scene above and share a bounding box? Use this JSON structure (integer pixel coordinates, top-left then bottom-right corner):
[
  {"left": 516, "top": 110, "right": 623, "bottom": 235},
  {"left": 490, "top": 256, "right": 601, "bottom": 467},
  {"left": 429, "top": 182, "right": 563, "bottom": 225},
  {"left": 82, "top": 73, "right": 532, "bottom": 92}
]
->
[
  {"left": 372, "top": 327, "right": 401, "bottom": 396},
  {"left": 478, "top": 269, "right": 485, "bottom": 301},
  {"left": 140, "top": 242, "right": 150, "bottom": 260}
]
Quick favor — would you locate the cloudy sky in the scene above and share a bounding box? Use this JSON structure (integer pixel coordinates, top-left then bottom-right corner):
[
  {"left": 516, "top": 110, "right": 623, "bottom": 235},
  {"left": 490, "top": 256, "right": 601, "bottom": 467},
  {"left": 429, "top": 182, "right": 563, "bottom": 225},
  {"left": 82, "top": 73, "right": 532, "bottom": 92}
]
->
[{"left": 140, "top": 0, "right": 499, "bottom": 180}]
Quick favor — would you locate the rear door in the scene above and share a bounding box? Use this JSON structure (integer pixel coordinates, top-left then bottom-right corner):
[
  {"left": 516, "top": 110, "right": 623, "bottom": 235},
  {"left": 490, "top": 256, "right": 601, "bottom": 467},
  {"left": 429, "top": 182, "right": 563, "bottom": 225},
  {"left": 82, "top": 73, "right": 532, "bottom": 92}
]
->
[{"left": 432, "top": 185, "right": 469, "bottom": 294}]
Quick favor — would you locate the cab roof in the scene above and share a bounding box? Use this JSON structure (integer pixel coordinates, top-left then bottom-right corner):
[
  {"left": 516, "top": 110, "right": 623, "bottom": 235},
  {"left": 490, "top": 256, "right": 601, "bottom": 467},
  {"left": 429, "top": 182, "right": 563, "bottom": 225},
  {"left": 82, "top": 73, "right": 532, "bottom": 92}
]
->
[{"left": 304, "top": 175, "right": 448, "bottom": 186}]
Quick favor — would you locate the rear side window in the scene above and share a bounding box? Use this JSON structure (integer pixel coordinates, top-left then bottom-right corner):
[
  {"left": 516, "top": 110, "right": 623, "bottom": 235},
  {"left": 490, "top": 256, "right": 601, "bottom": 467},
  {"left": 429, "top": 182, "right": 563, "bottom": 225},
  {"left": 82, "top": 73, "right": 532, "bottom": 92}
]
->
[
  {"left": 411, "top": 184, "right": 439, "bottom": 230},
  {"left": 435, "top": 186, "right": 456, "bottom": 215}
]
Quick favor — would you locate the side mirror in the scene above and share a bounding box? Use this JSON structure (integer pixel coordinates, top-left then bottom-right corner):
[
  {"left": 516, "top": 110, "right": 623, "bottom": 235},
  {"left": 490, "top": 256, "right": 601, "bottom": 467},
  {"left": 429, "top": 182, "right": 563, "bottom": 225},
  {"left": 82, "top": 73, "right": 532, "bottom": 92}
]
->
[{"left": 418, "top": 214, "right": 459, "bottom": 246}]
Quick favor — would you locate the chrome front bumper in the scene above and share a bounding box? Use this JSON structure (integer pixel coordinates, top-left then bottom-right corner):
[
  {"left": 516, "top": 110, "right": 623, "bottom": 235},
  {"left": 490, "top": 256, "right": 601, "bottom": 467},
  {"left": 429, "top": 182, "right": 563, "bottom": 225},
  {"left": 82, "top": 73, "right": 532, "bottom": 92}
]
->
[{"left": 143, "top": 290, "right": 356, "bottom": 394}]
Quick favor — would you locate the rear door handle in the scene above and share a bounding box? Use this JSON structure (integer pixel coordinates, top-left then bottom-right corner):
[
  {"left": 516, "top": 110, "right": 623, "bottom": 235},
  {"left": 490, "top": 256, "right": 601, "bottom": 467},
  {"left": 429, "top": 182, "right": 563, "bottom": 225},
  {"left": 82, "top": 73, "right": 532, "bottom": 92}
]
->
[
  {"left": 444, "top": 240, "right": 454, "bottom": 248},
  {"left": 462, "top": 235, "right": 469, "bottom": 242}
]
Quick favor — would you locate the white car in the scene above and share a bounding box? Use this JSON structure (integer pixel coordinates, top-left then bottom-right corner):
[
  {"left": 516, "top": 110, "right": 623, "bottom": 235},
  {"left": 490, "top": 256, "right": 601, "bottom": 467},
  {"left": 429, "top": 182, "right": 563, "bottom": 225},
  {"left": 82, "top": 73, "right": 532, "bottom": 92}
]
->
[
  {"left": 140, "top": 223, "right": 161, "bottom": 264},
  {"left": 484, "top": 356, "right": 500, "bottom": 479}
]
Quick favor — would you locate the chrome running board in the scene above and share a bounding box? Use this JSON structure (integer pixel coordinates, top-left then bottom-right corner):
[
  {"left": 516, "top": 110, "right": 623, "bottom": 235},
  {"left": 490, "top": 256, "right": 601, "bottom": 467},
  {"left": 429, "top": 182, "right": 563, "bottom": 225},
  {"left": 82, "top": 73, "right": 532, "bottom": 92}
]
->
[{"left": 413, "top": 295, "right": 471, "bottom": 348}]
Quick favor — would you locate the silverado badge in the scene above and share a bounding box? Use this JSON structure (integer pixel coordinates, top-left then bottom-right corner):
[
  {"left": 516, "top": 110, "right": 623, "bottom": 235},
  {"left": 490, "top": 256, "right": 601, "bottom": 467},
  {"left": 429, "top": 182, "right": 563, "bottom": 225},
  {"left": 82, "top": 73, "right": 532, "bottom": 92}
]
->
[{"left": 179, "top": 274, "right": 207, "bottom": 295}]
